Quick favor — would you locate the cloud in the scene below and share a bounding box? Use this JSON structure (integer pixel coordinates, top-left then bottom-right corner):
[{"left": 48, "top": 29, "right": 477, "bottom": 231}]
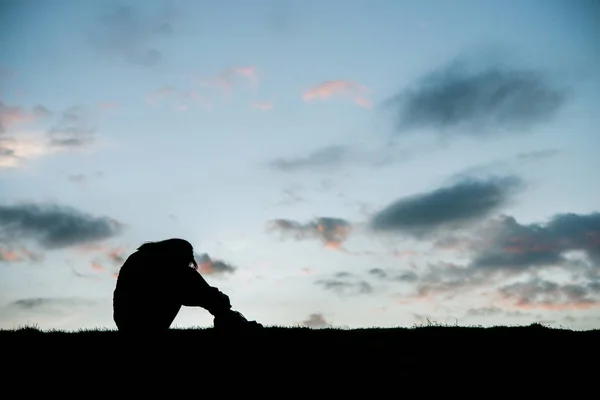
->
[
  {"left": 1, "top": 297, "right": 101, "bottom": 324},
  {"left": 67, "top": 171, "right": 104, "bottom": 185},
  {"left": 301, "top": 313, "right": 332, "bottom": 328},
  {"left": 465, "top": 306, "right": 526, "bottom": 318},
  {"left": 0, "top": 105, "right": 97, "bottom": 168},
  {"left": 0, "top": 297, "right": 102, "bottom": 328},
  {"left": 10, "top": 297, "right": 98, "bottom": 310},
  {"left": 275, "top": 185, "right": 305, "bottom": 206},
  {"left": 303, "top": 80, "right": 371, "bottom": 108},
  {"left": 515, "top": 149, "right": 560, "bottom": 161},
  {"left": 74, "top": 243, "right": 129, "bottom": 277},
  {"left": 267, "top": 145, "right": 350, "bottom": 172},
  {"left": 145, "top": 88, "right": 213, "bottom": 112},
  {"left": 47, "top": 106, "right": 95, "bottom": 149},
  {"left": 469, "top": 212, "right": 600, "bottom": 270},
  {"left": 88, "top": 3, "right": 177, "bottom": 67},
  {"left": 368, "top": 268, "right": 418, "bottom": 283},
  {"left": 266, "top": 144, "right": 408, "bottom": 173},
  {"left": 198, "top": 66, "right": 258, "bottom": 94},
  {"left": 0, "top": 132, "right": 58, "bottom": 168},
  {"left": 398, "top": 211, "right": 600, "bottom": 305},
  {"left": 195, "top": 253, "right": 236, "bottom": 276},
  {"left": 385, "top": 59, "right": 567, "bottom": 138},
  {"left": 449, "top": 149, "right": 560, "bottom": 182},
  {"left": 252, "top": 102, "right": 274, "bottom": 111},
  {"left": 315, "top": 275, "right": 374, "bottom": 296},
  {"left": 0, "top": 202, "right": 124, "bottom": 249},
  {"left": 402, "top": 262, "right": 497, "bottom": 302},
  {"left": 99, "top": 102, "right": 118, "bottom": 110},
  {"left": 146, "top": 87, "right": 175, "bottom": 104},
  {"left": 498, "top": 278, "right": 600, "bottom": 311},
  {"left": 0, "top": 101, "right": 51, "bottom": 133},
  {"left": 68, "top": 174, "right": 87, "bottom": 184},
  {"left": 267, "top": 217, "right": 352, "bottom": 249},
  {"left": 369, "top": 175, "right": 523, "bottom": 238},
  {"left": 0, "top": 245, "right": 43, "bottom": 263}
]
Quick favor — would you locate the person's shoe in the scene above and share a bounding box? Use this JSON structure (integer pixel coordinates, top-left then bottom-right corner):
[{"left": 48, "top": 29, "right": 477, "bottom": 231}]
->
[{"left": 213, "top": 310, "right": 263, "bottom": 331}]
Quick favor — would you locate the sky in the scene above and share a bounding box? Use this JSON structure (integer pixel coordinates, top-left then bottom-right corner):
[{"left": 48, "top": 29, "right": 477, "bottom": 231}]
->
[{"left": 0, "top": 0, "right": 599, "bottom": 331}]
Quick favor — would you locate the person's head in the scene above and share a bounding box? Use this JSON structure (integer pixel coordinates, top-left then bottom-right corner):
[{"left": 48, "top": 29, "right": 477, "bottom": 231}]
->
[{"left": 136, "top": 238, "right": 198, "bottom": 269}]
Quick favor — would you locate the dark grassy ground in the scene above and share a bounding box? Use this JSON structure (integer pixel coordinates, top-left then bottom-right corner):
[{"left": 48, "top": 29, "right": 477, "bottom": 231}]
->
[{"left": 2, "top": 322, "right": 598, "bottom": 386}]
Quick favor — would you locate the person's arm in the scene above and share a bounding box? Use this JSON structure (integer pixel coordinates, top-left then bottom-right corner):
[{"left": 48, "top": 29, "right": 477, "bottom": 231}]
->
[{"left": 177, "top": 267, "right": 231, "bottom": 314}]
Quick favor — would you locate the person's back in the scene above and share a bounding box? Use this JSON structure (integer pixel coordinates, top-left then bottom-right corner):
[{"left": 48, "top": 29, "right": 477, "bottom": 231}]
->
[{"left": 113, "top": 250, "right": 182, "bottom": 331}]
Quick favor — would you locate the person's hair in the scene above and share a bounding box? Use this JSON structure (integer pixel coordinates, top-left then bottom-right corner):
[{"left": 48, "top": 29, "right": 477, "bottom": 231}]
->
[{"left": 136, "top": 238, "right": 198, "bottom": 269}]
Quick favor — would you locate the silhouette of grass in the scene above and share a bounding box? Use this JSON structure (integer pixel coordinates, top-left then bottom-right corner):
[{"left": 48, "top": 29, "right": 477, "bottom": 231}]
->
[{"left": 3, "top": 321, "right": 597, "bottom": 383}]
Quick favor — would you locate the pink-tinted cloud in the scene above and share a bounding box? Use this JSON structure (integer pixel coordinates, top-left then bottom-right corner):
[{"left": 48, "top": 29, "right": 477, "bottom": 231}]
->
[
  {"left": 303, "top": 80, "right": 371, "bottom": 108},
  {"left": 91, "top": 261, "right": 105, "bottom": 271},
  {"left": 354, "top": 96, "right": 372, "bottom": 109},
  {"left": 195, "top": 252, "right": 236, "bottom": 275},
  {"left": 146, "top": 87, "right": 175, "bottom": 105},
  {"left": 76, "top": 243, "right": 128, "bottom": 262},
  {"left": 0, "top": 246, "right": 43, "bottom": 263},
  {"left": 197, "top": 66, "right": 258, "bottom": 94},
  {"left": 74, "top": 243, "right": 129, "bottom": 278},
  {"left": 1, "top": 101, "right": 51, "bottom": 133},
  {"left": 253, "top": 102, "right": 274, "bottom": 111},
  {"left": 0, "top": 248, "right": 21, "bottom": 262},
  {"left": 99, "top": 102, "right": 118, "bottom": 110},
  {"left": 182, "top": 91, "right": 212, "bottom": 110},
  {"left": 146, "top": 88, "right": 213, "bottom": 111}
]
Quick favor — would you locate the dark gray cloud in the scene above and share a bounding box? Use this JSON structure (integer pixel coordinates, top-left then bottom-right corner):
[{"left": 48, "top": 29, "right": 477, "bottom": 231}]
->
[
  {"left": 301, "top": 313, "right": 332, "bottom": 328},
  {"left": 368, "top": 267, "right": 418, "bottom": 283},
  {"left": 88, "top": 3, "right": 177, "bottom": 67},
  {"left": 471, "top": 212, "right": 600, "bottom": 270},
  {"left": 397, "top": 211, "right": 600, "bottom": 305},
  {"left": 68, "top": 174, "right": 87, "bottom": 184},
  {"left": 515, "top": 149, "right": 560, "bottom": 161},
  {"left": 465, "top": 306, "right": 526, "bottom": 318},
  {"left": 47, "top": 106, "right": 95, "bottom": 148},
  {"left": 369, "top": 175, "right": 522, "bottom": 238},
  {"left": 0, "top": 147, "right": 14, "bottom": 157},
  {"left": 498, "top": 278, "right": 600, "bottom": 310},
  {"left": 68, "top": 171, "right": 104, "bottom": 184},
  {"left": 275, "top": 185, "right": 305, "bottom": 206},
  {"left": 267, "top": 216, "right": 352, "bottom": 248},
  {"left": 0, "top": 202, "right": 124, "bottom": 249},
  {"left": 315, "top": 272, "right": 373, "bottom": 295},
  {"left": 268, "top": 145, "right": 349, "bottom": 172},
  {"left": 266, "top": 144, "right": 409, "bottom": 173},
  {"left": 466, "top": 306, "right": 503, "bottom": 317},
  {"left": 385, "top": 59, "right": 567, "bottom": 138},
  {"left": 195, "top": 252, "right": 236, "bottom": 275},
  {"left": 10, "top": 297, "right": 98, "bottom": 310},
  {"left": 405, "top": 262, "right": 498, "bottom": 301}
]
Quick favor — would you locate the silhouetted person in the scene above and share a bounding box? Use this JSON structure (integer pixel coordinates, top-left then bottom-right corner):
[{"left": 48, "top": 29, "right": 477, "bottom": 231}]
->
[{"left": 113, "top": 238, "right": 262, "bottom": 332}]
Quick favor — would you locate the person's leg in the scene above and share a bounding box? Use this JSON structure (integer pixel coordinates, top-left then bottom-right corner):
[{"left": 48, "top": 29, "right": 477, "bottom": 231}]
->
[
  {"left": 158, "top": 302, "right": 182, "bottom": 329},
  {"left": 177, "top": 266, "right": 262, "bottom": 329},
  {"left": 114, "top": 298, "right": 182, "bottom": 332}
]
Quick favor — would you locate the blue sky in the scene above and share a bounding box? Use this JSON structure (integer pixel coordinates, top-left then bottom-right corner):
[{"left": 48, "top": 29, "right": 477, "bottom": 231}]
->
[{"left": 1, "top": 0, "right": 599, "bottom": 331}]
